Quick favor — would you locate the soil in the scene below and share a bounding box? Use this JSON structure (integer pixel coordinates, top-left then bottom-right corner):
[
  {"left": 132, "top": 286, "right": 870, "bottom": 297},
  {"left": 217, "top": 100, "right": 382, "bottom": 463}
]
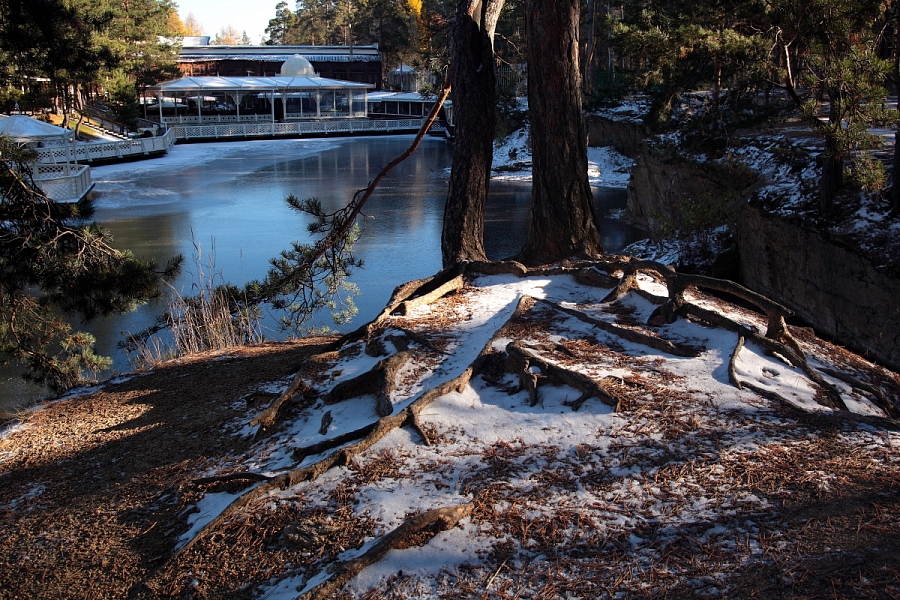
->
[{"left": 0, "top": 339, "right": 334, "bottom": 599}]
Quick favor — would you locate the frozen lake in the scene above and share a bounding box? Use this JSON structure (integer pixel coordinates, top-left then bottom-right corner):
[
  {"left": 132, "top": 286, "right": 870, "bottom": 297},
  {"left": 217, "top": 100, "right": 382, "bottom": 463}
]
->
[{"left": 1, "top": 135, "right": 642, "bottom": 413}]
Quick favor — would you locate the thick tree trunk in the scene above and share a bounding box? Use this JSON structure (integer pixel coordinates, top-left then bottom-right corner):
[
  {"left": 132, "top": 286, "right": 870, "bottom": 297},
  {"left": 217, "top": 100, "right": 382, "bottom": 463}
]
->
[
  {"left": 519, "top": 0, "right": 603, "bottom": 265},
  {"left": 893, "top": 127, "right": 900, "bottom": 213},
  {"left": 441, "top": 0, "right": 505, "bottom": 267},
  {"left": 893, "top": 0, "right": 900, "bottom": 213}
]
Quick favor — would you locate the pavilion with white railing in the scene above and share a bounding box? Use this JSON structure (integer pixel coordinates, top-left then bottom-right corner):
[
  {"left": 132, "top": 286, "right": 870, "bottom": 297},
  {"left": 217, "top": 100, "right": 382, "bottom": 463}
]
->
[
  {"left": 145, "top": 55, "right": 426, "bottom": 141},
  {"left": 0, "top": 114, "right": 94, "bottom": 203}
]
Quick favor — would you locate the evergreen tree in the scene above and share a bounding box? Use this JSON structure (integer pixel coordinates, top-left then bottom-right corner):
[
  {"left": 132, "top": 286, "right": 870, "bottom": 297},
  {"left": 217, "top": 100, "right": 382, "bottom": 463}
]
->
[
  {"left": 608, "top": 0, "right": 768, "bottom": 129},
  {"left": 519, "top": 0, "right": 603, "bottom": 264},
  {"left": 0, "top": 141, "right": 180, "bottom": 393},
  {"left": 762, "top": 0, "right": 893, "bottom": 210},
  {"left": 441, "top": 0, "right": 505, "bottom": 266},
  {"left": 266, "top": 1, "right": 298, "bottom": 45}
]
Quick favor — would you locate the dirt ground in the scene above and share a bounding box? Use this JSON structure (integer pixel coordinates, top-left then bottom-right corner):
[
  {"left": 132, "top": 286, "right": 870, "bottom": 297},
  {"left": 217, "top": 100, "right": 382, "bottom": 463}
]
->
[{"left": 0, "top": 339, "right": 333, "bottom": 599}]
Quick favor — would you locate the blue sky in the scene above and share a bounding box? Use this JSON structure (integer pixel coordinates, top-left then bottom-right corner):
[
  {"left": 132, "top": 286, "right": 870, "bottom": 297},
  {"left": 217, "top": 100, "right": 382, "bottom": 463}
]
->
[{"left": 176, "top": 0, "right": 281, "bottom": 43}]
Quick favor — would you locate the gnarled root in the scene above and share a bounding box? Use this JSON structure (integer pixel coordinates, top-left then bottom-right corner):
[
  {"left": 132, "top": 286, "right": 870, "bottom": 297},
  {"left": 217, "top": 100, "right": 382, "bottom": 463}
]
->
[{"left": 297, "top": 503, "right": 473, "bottom": 600}]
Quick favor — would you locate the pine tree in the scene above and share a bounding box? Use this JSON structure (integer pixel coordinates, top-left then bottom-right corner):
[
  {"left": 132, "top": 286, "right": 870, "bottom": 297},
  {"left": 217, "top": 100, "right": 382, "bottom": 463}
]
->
[
  {"left": 519, "top": 0, "right": 603, "bottom": 263},
  {"left": 0, "top": 141, "right": 180, "bottom": 393}
]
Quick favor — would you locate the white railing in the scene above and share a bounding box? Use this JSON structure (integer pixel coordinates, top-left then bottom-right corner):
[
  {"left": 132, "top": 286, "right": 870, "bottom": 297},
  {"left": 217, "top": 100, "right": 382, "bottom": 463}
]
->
[
  {"left": 34, "top": 129, "right": 177, "bottom": 165},
  {"left": 33, "top": 163, "right": 93, "bottom": 203},
  {"left": 169, "top": 118, "right": 427, "bottom": 140},
  {"left": 160, "top": 113, "right": 369, "bottom": 125},
  {"left": 160, "top": 113, "right": 274, "bottom": 125}
]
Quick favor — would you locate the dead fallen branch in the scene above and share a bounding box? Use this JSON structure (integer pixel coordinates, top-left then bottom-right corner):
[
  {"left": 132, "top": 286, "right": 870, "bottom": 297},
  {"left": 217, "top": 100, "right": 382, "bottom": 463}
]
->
[{"left": 297, "top": 503, "right": 473, "bottom": 600}]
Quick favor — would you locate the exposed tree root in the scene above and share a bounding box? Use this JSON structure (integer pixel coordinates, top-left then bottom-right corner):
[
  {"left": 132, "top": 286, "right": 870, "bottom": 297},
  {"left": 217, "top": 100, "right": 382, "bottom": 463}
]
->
[
  {"left": 534, "top": 298, "right": 702, "bottom": 358},
  {"left": 819, "top": 367, "right": 898, "bottom": 419},
  {"left": 251, "top": 270, "right": 462, "bottom": 432},
  {"left": 586, "top": 259, "right": 853, "bottom": 412},
  {"left": 599, "top": 259, "right": 803, "bottom": 350},
  {"left": 143, "top": 297, "right": 534, "bottom": 588},
  {"left": 297, "top": 503, "right": 473, "bottom": 600},
  {"left": 335, "top": 266, "right": 464, "bottom": 347},
  {"left": 324, "top": 349, "right": 415, "bottom": 416},
  {"left": 729, "top": 336, "right": 746, "bottom": 390},
  {"left": 192, "top": 471, "right": 273, "bottom": 486},
  {"left": 148, "top": 260, "right": 899, "bottom": 595},
  {"left": 250, "top": 374, "right": 312, "bottom": 431},
  {"left": 686, "top": 303, "right": 848, "bottom": 411},
  {"left": 506, "top": 342, "right": 621, "bottom": 411},
  {"left": 394, "top": 274, "right": 465, "bottom": 316},
  {"left": 727, "top": 333, "right": 898, "bottom": 429}
]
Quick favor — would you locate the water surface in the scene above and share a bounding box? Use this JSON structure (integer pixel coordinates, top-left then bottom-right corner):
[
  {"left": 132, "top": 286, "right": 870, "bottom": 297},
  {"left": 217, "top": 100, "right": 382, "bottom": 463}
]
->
[{"left": 0, "top": 136, "right": 641, "bottom": 413}]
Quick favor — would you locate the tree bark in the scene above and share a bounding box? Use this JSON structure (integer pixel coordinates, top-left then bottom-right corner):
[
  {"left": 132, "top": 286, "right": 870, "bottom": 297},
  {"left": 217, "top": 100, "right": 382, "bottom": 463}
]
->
[
  {"left": 519, "top": 0, "right": 603, "bottom": 265},
  {"left": 893, "top": 0, "right": 900, "bottom": 213},
  {"left": 441, "top": 0, "right": 505, "bottom": 267}
]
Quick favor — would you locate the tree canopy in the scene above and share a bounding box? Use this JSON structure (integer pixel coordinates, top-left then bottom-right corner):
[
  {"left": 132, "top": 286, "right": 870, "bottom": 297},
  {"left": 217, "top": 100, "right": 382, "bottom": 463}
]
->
[
  {"left": 0, "top": 142, "right": 180, "bottom": 392},
  {"left": 0, "top": 0, "right": 181, "bottom": 118}
]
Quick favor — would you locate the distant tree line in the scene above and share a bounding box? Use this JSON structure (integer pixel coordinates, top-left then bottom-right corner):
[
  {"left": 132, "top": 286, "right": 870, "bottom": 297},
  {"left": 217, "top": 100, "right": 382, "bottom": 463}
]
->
[{"left": 0, "top": 0, "right": 182, "bottom": 125}]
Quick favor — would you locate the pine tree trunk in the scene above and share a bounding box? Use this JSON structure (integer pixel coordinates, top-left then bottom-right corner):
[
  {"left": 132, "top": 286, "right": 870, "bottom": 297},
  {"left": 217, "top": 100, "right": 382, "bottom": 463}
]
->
[
  {"left": 441, "top": 0, "right": 505, "bottom": 267},
  {"left": 820, "top": 149, "right": 841, "bottom": 212},
  {"left": 820, "top": 98, "right": 843, "bottom": 213},
  {"left": 519, "top": 0, "right": 603, "bottom": 265},
  {"left": 893, "top": 128, "right": 900, "bottom": 213},
  {"left": 893, "top": 0, "right": 900, "bottom": 213}
]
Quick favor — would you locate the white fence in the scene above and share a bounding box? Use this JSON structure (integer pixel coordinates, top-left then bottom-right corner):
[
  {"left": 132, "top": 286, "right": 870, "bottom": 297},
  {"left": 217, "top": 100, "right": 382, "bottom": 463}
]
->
[
  {"left": 161, "top": 113, "right": 274, "bottom": 125},
  {"left": 34, "top": 129, "right": 177, "bottom": 165},
  {"left": 170, "top": 118, "right": 427, "bottom": 141},
  {"left": 33, "top": 163, "right": 94, "bottom": 203}
]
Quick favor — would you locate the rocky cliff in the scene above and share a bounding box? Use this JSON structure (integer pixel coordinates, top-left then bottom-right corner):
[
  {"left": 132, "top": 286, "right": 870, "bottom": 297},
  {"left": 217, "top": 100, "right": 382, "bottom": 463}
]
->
[{"left": 737, "top": 203, "right": 900, "bottom": 372}]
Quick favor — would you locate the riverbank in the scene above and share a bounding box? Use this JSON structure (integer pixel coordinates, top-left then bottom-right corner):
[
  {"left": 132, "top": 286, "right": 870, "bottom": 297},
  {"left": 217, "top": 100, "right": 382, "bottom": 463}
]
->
[{"left": 2, "top": 264, "right": 898, "bottom": 598}]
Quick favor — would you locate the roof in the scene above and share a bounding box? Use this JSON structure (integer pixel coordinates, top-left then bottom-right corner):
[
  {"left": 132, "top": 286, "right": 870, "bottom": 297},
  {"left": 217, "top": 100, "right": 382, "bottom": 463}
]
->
[
  {"left": 179, "top": 44, "right": 381, "bottom": 63},
  {"left": 149, "top": 75, "right": 374, "bottom": 93},
  {"left": 367, "top": 91, "right": 439, "bottom": 103},
  {"left": 0, "top": 114, "right": 72, "bottom": 142}
]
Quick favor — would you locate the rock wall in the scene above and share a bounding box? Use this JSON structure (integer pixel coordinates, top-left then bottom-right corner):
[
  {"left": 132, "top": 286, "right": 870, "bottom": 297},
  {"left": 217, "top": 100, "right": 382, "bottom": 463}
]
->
[
  {"left": 586, "top": 116, "right": 645, "bottom": 157},
  {"left": 738, "top": 203, "right": 900, "bottom": 372},
  {"left": 627, "top": 144, "right": 757, "bottom": 237}
]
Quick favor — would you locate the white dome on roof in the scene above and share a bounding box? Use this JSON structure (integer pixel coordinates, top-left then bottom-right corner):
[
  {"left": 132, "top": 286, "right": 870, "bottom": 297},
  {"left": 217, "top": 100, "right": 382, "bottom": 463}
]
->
[{"left": 280, "top": 54, "right": 316, "bottom": 77}]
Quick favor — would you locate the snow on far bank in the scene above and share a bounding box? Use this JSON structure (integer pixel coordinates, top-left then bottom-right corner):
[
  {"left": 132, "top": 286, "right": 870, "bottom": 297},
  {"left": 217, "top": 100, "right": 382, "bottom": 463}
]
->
[{"left": 491, "top": 124, "right": 634, "bottom": 188}]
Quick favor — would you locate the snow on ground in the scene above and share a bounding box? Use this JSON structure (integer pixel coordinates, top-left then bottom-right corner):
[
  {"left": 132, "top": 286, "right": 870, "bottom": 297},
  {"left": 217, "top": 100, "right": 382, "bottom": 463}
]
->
[
  {"left": 173, "top": 268, "right": 899, "bottom": 598},
  {"left": 490, "top": 124, "right": 635, "bottom": 188}
]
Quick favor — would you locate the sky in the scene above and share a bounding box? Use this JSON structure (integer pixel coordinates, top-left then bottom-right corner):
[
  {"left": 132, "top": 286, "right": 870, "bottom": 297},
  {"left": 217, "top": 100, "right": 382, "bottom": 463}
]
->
[{"left": 175, "top": 0, "right": 281, "bottom": 44}]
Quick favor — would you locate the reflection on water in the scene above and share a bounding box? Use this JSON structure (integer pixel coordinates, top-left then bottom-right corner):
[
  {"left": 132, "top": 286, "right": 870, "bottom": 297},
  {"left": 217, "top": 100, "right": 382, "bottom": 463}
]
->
[{"left": 0, "top": 136, "right": 642, "bottom": 414}]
